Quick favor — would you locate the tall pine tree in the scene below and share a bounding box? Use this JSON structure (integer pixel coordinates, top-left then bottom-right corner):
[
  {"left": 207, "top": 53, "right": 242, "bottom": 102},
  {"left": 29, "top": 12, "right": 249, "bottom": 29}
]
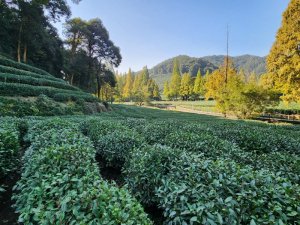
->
[
  {"left": 180, "top": 73, "right": 193, "bottom": 100},
  {"left": 193, "top": 69, "right": 205, "bottom": 99},
  {"left": 169, "top": 59, "right": 181, "bottom": 100},
  {"left": 267, "top": 0, "right": 300, "bottom": 103},
  {"left": 123, "top": 68, "right": 133, "bottom": 99}
]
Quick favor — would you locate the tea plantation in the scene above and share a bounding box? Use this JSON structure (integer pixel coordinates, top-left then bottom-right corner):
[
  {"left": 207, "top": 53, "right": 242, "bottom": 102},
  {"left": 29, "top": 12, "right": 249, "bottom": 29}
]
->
[
  {"left": 1, "top": 104, "right": 300, "bottom": 225},
  {"left": 0, "top": 55, "right": 104, "bottom": 116}
]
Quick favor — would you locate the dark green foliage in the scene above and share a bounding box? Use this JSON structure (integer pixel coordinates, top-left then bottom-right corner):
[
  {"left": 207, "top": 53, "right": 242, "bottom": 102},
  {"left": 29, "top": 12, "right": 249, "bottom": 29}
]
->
[
  {"left": 0, "top": 65, "right": 64, "bottom": 83},
  {"left": 157, "top": 159, "right": 300, "bottom": 225},
  {"left": 0, "top": 119, "right": 20, "bottom": 195},
  {"left": 81, "top": 118, "right": 127, "bottom": 139},
  {"left": 0, "top": 96, "right": 86, "bottom": 117},
  {"left": 0, "top": 56, "right": 52, "bottom": 76},
  {"left": 0, "top": 73, "right": 80, "bottom": 91},
  {"left": 0, "top": 82, "right": 98, "bottom": 102},
  {"left": 136, "top": 120, "right": 177, "bottom": 144},
  {"left": 94, "top": 130, "right": 145, "bottom": 168},
  {"left": 207, "top": 124, "right": 300, "bottom": 154},
  {"left": 124, "top": 145, "right": 183, "bottom": 205},
  {"left": 13, "top": 120, "right": 152, "bottom": 225}
]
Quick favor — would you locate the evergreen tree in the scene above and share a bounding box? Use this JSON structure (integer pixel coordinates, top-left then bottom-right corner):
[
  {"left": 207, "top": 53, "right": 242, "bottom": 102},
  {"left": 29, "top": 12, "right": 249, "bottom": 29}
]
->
[
  {"left": 238, "top": 69, "right": 247, "bottom": 83},
  {"left": 163, "top": 81, "right": 171, "bottom": 100},
  {"left": 153, "top": 83, "right": 161, "bottom": 100},
  {"left": 123, "top": 68, "right": 133, "bottom": 100},
  {"left": 267, "top": 0, "right": 300, "bottom": 103},
  {"left": 193, "top": 69, "right": 205, "bottom": 99},
  {"left": 248, "top": 72, "right": 258, "bottom": 85},
  {"left": 180, "top": 73, "right": 193, "bottom": 100},
  {"left": 169, "top": 59, "right": 181, "bottom": 100},
  {"left": 141, "top": 66, "right": 150, "bottom": 85}
]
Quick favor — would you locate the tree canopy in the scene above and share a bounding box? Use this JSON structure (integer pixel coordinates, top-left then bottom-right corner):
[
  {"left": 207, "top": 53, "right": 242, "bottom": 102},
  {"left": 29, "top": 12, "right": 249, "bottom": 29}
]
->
[{"left": 267, "top": 0, "right": 300, "bottom": 103}]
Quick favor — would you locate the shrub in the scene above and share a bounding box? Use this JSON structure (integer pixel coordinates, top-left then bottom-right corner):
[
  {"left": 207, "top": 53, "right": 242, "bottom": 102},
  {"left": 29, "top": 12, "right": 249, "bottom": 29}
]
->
[
  {"left": 210, "top": 125, "right": 300, "bottom": 155},
  {"left": 136, "top": 121, "right": 178, "bottom": 144},
  {"left": 157, "top": 158, "right": 300, "bottom": 225},
  {"left": 13, "top": 122, "right": 152, "bottom": 224},
  {"left": 0, "top": 119, "right": 20, "bottom": 195},
  {"left": 124, "top": 145, "right": 185, "bottom": 205},
  {"left": 0, "top": 65, "right": 61, "bottom": 82},
  {"left": 0, "top": 73, "right": 80, "bottom": 91},
  {"left": 0, "top": 55, "right": 52, "bottom": 76},
  {"left": 0, "top": 82, "right": 98, "bottom": 102},
  {"left": 94, "top": 130, "right": 146, "bottom": 168},
  {"left": 81, "top": 118, "right": 127, "bottom": 139}
]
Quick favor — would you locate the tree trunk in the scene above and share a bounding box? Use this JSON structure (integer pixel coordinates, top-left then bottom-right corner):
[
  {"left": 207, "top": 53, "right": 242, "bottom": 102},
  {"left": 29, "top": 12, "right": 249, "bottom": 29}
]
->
[
  {"left": 17, "top": 23, "right": 23, "bottom": 63},
  {"left": 96, "top": 75, "right": 101, "bottom": 99},
  {"left": 70, "top": 74, "right": 74, "bottom": 85},
  {"left": 23, "top": 43, "right": 27, "bottom": 63}
]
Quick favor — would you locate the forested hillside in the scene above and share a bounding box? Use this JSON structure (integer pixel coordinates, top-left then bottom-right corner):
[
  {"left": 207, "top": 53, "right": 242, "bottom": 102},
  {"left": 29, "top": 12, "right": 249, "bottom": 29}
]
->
[{"left": 149, "top": 54, "right": 266, "bottom": 88}]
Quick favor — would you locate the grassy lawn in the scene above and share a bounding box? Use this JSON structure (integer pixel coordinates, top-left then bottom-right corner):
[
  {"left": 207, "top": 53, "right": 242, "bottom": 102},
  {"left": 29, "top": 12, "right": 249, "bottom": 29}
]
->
[
  {"left": 151, "top": 100, "right": 217, "bottom": 112},
  {"left": 111, "top": 103, "right": 222, "bottom": 122}
]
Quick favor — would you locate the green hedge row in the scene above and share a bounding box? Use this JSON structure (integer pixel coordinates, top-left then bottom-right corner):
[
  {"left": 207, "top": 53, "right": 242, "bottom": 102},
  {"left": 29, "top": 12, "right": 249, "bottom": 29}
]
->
[
  {"left": 0, "top": 118, "right": 20, "bottom": 194},
  {"left": 124, "top": 145, "right": 300, "bottom": 225},
  {"left": 0, "top": 96, "right": 88, "bottom": 117},
  {"left": 158, "top": 157, "right": 300, "bottom": 225},
  {"left": 13, "top": 119, "right": 152, "bottom": 224},
  {"left": 0, "top": 82, "right": 99, "bottom": 102},
  {"left": 81, "top": 119, "right": 143, "bottom": 168},
  {"left": 0, "top": 73, "right": 80, "bottom": 91},
  {"left": 0, "top": 55, "right": 52, "bottom": 76},
  {"left": 0, "top": 65, "right": 64, "bottom": 83},
  {"left": 183, "top": 123, "right": 300, "bottom": 155}
]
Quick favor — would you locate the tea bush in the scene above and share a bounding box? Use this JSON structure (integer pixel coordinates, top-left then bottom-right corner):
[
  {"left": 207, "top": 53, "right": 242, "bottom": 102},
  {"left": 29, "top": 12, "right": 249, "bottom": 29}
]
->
[
  {"left": 0, "top": 82, "right": 98, "bottom": 102},
  {"left": 0, "top": 73, "right": 80, "bottom": 91},
  {"left": 13, "top": 121, "right": 152, "bottom": 224},
  {"left": 0, "top": 55, "right": 52, "bottom": 76},
  {"left": 94, "top": 130, "right": 146, "bottom": 168},
  {"left": 157, "top": 159, "right": 300, "bottom": 225},
  {"left": 0, "top": 65, "right": 61, "bottom": 82},
  {"left": 124, "top": 145, "right": 189, "bottom": 205},
  {"left": 0, "top": 119, "right": 20, "bottom": 194}
]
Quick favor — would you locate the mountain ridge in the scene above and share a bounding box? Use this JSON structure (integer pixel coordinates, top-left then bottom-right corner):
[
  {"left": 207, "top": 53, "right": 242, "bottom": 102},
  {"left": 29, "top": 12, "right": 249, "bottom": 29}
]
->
[{"left": 145, "top": 54, "right": 266, "bottom": 89}]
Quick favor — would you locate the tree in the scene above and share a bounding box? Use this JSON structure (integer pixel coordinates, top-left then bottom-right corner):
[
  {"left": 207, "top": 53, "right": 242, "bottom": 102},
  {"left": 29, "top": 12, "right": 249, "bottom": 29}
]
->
[
  {"left": 63, "top": 17, "right": 86, "bottom": 84},
  {"left": 169, "top": 59, "right": 181, "bottom": 100},
  {"left": 205, "top": 57, "right": 240, "bottom": 116},
  {"left": 163, "top": 81, "right": 171, "bottom": 100},
  {"left": 140, "top": 66, "right": 150, "bottom": 85},
  {"left": 180, "top": 73, "right": 193, "bottom": 100},
  {"left": 231, "top": 81, "right": 279, "bottom": 119},
  {"left": 123, "top": 68, "right": 133, "bottom": 100},
  {"left": 267, "top": 0, "right": 300, "bottom": 103},
  {"left": 193, "top": 69, "right": 205, "bottom": 99},
  {"left": 0, "top": 0, "right": 81, "bottom": 76},
  {"left": 63, "top": 18, "right": 121, "bottom": 95},
  {"left": 114, "top": 71, "right": 125, "bottom": 102},
  {"left": 153, "top": 83, "right": 161, "bottom": 101},
  {"left": 238, "top": 68, "right": 247, "bottom": 83},
  {"left": 248, "top": 72, "right": 257, "bottom": 85}
]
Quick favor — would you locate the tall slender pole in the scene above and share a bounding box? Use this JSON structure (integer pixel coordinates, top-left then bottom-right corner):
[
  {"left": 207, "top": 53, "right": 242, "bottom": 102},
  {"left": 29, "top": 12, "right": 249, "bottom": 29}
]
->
[{"left": 225, "top": 24, "right": 229, "bottom": 84}]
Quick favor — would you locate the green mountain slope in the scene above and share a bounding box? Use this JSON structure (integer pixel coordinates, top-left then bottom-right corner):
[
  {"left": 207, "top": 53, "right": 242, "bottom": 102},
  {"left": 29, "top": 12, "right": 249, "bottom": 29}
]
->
[
  {"left": 149, "top": 54, "right": 266, "bottom": 89},
  {"left": 202, "top": 54, "right": 266, "bottom": 75}
]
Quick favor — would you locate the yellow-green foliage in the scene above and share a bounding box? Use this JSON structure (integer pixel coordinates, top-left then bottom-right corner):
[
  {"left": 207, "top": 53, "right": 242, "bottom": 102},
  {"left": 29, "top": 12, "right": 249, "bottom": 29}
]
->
[{"left": 267, "top": 0, "right": 300, "bottom": 103}]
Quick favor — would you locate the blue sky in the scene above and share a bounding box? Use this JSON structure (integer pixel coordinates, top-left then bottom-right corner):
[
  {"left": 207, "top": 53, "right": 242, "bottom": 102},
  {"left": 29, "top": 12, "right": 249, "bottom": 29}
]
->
[{"left": 55, "top": 0, "right": 289, "bottom": 73}]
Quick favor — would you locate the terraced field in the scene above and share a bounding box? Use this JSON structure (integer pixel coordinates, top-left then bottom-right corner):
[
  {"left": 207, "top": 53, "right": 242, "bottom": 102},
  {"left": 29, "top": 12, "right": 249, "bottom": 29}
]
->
[
  {"left": 1, "top": 105, "right": 299, "bottom": 224},
  {"left": 0, "top": 56, "right": 103, "bottom": 117}
]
